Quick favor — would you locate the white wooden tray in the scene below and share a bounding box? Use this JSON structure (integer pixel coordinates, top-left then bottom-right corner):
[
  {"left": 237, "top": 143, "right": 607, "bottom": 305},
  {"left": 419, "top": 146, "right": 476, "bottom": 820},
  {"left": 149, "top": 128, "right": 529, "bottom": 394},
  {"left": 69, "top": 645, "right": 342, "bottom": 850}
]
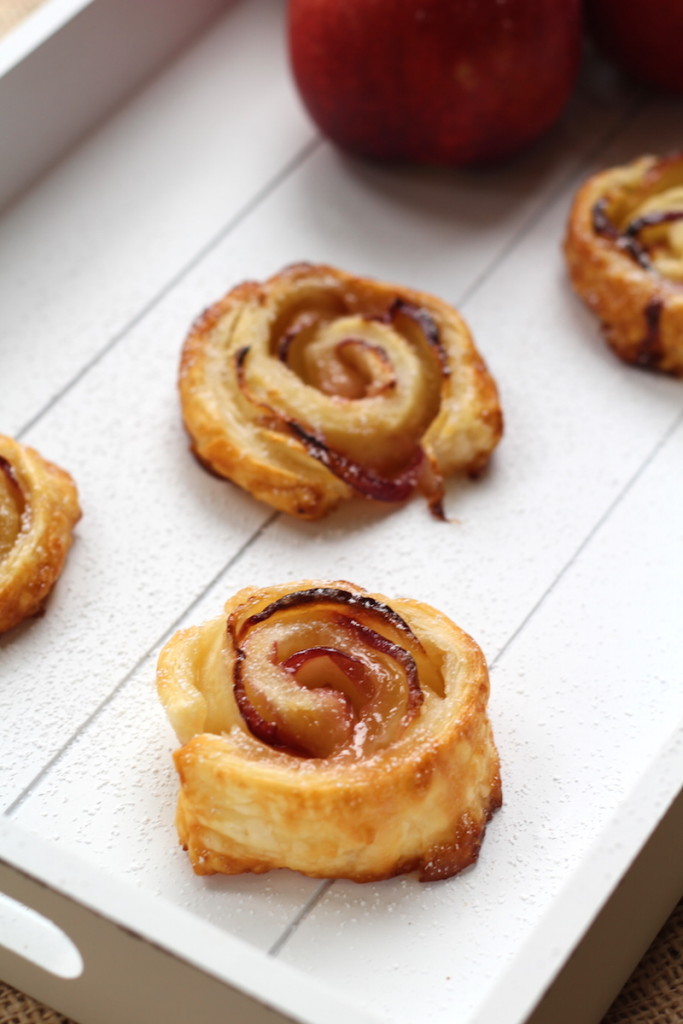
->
[
  {"left": 0, "top": 0, "right": 232, "bottom": 212},
  {"left": 1, "top": 3, "right": 682, "bottom": 1022}
]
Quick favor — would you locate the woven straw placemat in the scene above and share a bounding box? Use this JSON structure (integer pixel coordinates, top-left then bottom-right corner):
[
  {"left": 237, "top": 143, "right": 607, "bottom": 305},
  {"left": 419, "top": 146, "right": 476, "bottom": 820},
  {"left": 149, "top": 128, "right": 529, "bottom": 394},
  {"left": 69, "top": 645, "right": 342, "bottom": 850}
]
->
[{"left": 1, "top": 898, "right": 681, "bottom": 1024}]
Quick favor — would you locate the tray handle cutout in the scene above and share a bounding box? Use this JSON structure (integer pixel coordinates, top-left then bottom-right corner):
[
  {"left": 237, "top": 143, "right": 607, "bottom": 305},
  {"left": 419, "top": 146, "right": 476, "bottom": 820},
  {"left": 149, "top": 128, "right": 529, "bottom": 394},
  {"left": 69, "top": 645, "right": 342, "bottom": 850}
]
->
[
  {"left": 0, "top": 890, "right": 83, "bottom": 979},
  {"left": 0, "top": 849, "right": 336, "bottom": 1024}
]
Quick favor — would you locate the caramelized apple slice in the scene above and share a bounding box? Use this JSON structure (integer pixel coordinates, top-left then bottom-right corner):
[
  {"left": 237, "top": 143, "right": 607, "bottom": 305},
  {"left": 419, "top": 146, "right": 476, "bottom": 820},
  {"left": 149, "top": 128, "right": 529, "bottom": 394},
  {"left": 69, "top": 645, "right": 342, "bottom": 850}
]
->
[
  {"left": 0, "top": 456, "right": 24, "bottom": 562},
  {"left": 229, "top": 586, "right": 431, "bottom": 758}
]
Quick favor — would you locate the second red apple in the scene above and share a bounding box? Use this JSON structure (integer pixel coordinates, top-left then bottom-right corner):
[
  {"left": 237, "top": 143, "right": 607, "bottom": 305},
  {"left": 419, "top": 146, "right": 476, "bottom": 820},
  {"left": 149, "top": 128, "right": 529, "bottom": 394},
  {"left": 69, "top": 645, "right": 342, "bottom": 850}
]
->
[
  {"left": 587, "top": 0, "right": 683, "bottom": 93},
  {"left": 288, "top": 0, "right": 582, "bottom": 165}
]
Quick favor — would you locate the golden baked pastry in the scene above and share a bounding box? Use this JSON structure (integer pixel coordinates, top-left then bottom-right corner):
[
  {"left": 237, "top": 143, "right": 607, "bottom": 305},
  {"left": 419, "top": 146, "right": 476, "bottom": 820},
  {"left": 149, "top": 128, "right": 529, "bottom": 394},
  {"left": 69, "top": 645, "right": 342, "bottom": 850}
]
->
[
  {"left": 179, "top": 263, "right": 502, "bottom": 519},
  {"left": 0, "top": 435, "right": 81, "bottom": 633},
  {"left": 156, "top": 579, "right": 502, "bottom": 883},
  {"left": 564, "top": 153, "right": 683, "bottom": 374}
]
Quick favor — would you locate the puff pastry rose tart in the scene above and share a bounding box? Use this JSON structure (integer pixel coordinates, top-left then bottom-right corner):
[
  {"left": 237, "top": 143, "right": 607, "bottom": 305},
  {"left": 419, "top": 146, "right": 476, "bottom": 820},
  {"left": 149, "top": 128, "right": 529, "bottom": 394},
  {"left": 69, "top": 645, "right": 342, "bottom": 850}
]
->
[
  {"left": 564, "top": 153, "right": 683, "bottom": 374},
  {"left": 0, "top": 435, "right": 81, "bottom": 633},
  {"left": 156, "top": 580, "right": 502, "bottom": 883},
  {"left": 179, "top": 263, "right": 502, "bottom": 519}
]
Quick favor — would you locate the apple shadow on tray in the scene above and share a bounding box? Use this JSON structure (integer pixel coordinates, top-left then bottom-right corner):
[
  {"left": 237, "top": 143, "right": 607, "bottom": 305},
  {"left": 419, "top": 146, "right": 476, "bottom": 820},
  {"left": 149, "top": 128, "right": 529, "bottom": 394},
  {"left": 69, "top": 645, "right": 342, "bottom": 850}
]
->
[
  {"left": 281, "top": 132, "right": 590, "bottom": 300},
  {"left": 301, "top": 111, "right": 576, "bottom": 231},
  {"left": 293, "top": 33, "right": 643, "bottom": 247}
]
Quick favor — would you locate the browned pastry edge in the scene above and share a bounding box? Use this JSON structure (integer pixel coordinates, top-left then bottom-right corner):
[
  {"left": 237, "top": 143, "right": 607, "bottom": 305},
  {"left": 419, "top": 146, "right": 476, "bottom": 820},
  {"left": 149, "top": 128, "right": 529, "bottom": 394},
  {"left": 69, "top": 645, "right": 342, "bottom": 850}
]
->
[
  {"left": 0, "top": 435, "right": 81, "bottom": 633},
  {"left": 174, "top": 767, "right": 503, "bottom": 883}
]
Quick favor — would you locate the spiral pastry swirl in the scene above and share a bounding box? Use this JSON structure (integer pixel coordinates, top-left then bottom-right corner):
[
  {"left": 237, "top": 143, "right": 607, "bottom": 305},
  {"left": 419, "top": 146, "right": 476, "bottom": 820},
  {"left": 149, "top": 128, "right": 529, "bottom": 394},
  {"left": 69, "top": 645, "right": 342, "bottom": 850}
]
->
[
  {"left": 0, "top": 435, "right": 81, "bottom": 633},
  {"left": 156, "top": 580, "right": 502, "bottom": 882},
  {"left": 179, "top": 263, "right": 502, "bottom": 519},
  {"left": 564, "top": 153, "right": 683, "bottom": 374}
]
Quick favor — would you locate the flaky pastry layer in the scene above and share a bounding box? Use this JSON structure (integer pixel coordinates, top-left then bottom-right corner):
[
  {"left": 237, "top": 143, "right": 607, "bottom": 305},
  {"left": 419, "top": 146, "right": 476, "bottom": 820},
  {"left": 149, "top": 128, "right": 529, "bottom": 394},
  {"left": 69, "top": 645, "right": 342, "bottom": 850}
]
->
[
  {"left": 564, "top": 153, "right": 683, "bottom": 374},
  {"left": 156, "top": 579, "right": 501, "bottom": 883},
  {"left": 179, "top": 263, "right": 502, "bottom": 519},
  {"left": 0, "top": 435, "right": 81, "bottom": 633}
]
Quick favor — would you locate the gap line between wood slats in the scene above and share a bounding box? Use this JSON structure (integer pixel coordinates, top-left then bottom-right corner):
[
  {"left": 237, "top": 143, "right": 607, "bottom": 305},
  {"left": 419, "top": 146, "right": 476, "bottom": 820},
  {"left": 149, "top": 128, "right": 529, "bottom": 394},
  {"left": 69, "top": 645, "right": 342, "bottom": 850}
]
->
[
  {"left": 268, "top": 880, "right": 335, "bottom": 958},
  {"left": 488, "top": 404, "right": 683, "bottom": 673},
  {"left": 2, "top": 509, "right": 280, "bottom": 818},
  {"left": 14, "top": 135, "right": 322, "bottom": 442}
]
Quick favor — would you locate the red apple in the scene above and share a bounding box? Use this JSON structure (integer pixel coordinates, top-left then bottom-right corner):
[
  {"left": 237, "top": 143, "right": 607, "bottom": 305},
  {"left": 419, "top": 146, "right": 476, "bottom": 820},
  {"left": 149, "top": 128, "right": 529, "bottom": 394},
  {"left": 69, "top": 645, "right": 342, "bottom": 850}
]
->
[
  {"left": 587, "top": 0, "right": 683, "bottom": 93},
  {"left": 288, "top": 0, "right": 582, "bottom": 165}
]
